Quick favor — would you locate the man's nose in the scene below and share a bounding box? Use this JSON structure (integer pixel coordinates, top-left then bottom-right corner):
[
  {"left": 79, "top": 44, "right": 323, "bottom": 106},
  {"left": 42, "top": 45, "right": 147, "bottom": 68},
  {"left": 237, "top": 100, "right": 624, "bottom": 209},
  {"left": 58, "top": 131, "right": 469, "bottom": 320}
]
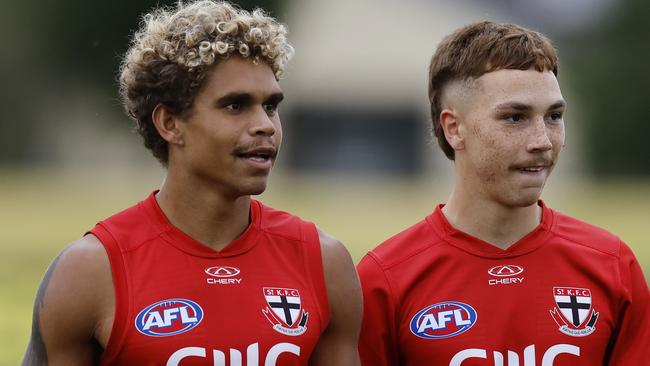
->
[
  {"left": 526, "top": 118, "right": 552, "bottom": 153},
  {"left": 249, "top": 108, "right": 276, "bottom": 136}
]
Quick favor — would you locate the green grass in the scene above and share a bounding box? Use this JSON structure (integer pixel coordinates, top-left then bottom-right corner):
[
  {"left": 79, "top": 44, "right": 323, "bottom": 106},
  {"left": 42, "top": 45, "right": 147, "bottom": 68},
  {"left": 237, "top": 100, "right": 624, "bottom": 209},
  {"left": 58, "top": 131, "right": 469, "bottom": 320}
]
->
[{"left": 1, "top": 169, "right": 648, "bottom": 364}]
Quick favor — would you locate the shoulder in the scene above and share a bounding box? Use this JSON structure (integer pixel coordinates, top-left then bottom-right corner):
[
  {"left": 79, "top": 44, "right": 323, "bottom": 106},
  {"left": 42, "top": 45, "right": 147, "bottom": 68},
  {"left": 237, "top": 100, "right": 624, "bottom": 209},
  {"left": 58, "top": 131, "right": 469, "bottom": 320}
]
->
[
  {"left": 100, "top": 199, "right": 147, "bottom": 229},
  {"left": 317, "top": 228, "right": 356, "bottom": 271},
  {"left": 255, "top": 200, "right": 307, "bottom": 241},
  {"left": 27, "top": 234, "right": 113, "bottom": 360},
  {"left": 363, "top": 216, "right": 445, "bottom": 271},
  {"left": 309, "top": 228, "right": 362, "bottom": 365},
  {"left": 94, "top": 198, "right": 162, "bottom": 249},
  {"left": 42, "top": 234, "right": 113, "bottom": 316},
  {"left": 551, "top": 209, "right": 623, "bottom": 257},
  {"left": 317, "top": 228, "right": 360, "bottom": 297},
  {"left": 62, "top": 233, "right": 109, "bottom": 262},
  {"left": 316, "top": 227, "right": 361, "bottom": 299},
  {"left": 316, "top": 228, "right": 362, "bottom": 320}
]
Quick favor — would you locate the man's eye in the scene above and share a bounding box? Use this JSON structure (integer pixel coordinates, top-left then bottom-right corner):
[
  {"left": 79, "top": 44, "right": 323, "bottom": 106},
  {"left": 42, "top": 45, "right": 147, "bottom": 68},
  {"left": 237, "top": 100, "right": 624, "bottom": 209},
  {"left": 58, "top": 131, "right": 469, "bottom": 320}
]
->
[
  {"left": 264, "top": 103, "right": 278, "bottom": 114},
  {"left": 225, "top": 103, "right": 241, "bottom": 111},
  {"left": 506, "top": 114, "right": 523, "bottom": 122},
  {"left": 549, "top": 112, "right": 563, "bottom": 121}
]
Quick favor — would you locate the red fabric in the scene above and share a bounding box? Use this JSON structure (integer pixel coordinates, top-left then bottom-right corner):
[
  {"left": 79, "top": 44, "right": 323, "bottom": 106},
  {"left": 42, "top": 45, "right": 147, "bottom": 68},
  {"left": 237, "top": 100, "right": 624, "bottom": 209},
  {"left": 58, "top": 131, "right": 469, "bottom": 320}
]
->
[
  {"left": 91, "top": 192, "right": 329, "bottom": 365},
  {"left": 358, "top": 201, "right": 649, "bottom": 366}
]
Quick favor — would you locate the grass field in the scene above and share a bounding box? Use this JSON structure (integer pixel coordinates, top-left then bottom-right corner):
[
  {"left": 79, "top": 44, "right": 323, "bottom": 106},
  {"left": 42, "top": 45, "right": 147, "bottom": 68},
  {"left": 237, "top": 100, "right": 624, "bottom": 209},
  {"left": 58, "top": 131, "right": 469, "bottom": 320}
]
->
[{"left": 1, "top": 169, "right": 648, "bottom": 364}]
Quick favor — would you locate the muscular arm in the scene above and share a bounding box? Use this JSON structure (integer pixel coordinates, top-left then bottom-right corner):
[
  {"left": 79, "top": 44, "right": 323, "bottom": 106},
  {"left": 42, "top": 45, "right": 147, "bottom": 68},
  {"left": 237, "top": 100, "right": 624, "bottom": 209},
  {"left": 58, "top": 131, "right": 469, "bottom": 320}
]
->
[
  {"left": 21, "top": 235, "right": 114, "bottom": 366},
  {"left": 309, "top": 228, "right": 362, "bottom": 366}
]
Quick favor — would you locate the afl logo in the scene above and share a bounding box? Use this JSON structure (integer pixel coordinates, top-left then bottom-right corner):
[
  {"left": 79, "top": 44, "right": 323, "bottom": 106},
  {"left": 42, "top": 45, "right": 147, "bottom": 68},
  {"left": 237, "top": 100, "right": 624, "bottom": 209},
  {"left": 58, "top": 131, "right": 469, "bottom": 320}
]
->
[
  {"left": 488, "top": 264, "right": 524, "bottom": 277},
  {"left": 135, "top": 299, "right": 203, "bottom": 337},
  {"left": 410, "top": 301, "right": 477, "bottom": 339},
  {"left": 205, "top": 266, "right": 240, "bottom": 278}
]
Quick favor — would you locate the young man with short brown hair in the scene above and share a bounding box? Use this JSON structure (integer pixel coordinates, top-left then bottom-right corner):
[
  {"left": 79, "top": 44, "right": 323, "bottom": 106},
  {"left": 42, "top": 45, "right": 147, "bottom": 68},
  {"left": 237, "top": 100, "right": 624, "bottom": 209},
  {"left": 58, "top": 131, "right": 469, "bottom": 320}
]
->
[{"left": 358, "top": 21, "right": 649, "bottom": 366}]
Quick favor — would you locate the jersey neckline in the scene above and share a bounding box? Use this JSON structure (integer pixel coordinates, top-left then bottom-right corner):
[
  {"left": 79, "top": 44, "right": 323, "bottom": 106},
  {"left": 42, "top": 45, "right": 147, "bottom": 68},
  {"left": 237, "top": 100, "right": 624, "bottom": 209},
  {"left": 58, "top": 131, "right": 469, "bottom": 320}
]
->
[
  {"left": 426, "top": 200, "right": 555, "bottom": 258},
  {"left": 139, "top": 190, "right": 262, "bottom": 258}
]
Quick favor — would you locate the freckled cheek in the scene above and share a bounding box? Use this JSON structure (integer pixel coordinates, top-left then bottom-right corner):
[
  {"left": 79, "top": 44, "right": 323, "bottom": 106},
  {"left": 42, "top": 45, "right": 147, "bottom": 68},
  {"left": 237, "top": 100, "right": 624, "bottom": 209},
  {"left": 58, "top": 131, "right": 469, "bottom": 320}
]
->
[
  {"left": 473, "top": 146, "right": 504, "bottom": 183},
  {"left": 467, "top": 123, "right": 510, "bottom": 178},
  {"left": 549, "top": 129, "right": 565, "bottom": 153},
  {"left": 482, "top": 169, "right": 498, "bottom": 183}
]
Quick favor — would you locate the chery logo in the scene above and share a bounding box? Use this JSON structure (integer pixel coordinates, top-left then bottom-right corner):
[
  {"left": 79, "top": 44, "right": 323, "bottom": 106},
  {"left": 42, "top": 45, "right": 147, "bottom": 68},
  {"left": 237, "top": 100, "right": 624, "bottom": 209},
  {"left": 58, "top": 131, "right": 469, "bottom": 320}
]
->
[
  {"left": 488, "top": 265, "right": 524, "bottom": 277},
  {"left": 205, "top": 266, "right": 240, "bottom": 278},
  {"left": 487, "top": 265, "right": 524, "bottom": 286}
]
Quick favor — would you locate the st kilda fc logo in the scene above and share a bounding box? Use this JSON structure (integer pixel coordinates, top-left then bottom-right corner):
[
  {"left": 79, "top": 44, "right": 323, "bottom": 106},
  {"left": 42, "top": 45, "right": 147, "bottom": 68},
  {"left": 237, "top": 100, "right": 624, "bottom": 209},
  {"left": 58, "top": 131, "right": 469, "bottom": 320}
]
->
[
  {"left": 549, "top": 286, "right": 599, "bottom": 337},
  {"left": 262, "top": 287, "right": 308, "bottom": 336}
]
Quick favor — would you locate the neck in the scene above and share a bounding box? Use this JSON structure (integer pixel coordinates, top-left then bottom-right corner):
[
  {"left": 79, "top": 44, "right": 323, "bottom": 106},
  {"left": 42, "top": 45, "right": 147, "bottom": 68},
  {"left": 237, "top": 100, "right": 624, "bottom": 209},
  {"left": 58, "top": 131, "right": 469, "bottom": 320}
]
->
[
  {"left": 442, "top": 184, "right": 541, "bottom": 250},
  {"left": 155, "top": 168, "right": 251, "bottom": 251}
]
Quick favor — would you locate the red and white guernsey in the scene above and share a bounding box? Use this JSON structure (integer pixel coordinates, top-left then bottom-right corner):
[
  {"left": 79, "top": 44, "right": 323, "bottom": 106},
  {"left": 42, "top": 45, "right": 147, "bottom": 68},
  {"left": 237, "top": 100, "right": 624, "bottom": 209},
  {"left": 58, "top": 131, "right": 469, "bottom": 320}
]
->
[
  {"left": 358, "top": 201, "right": 649, "bottom": 366},
  {"left": 90, "top": 192, "right": 329, "bottom": 366}
]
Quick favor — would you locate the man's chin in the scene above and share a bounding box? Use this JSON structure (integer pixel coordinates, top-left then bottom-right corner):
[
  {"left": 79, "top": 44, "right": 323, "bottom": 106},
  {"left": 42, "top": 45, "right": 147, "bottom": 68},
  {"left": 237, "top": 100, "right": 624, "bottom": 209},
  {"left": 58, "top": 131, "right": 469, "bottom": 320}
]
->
[
  {"left": 239, "top": 181, "right": 268, "bottom": 197},
  {"left": 493, "top": 186, "right": 542, "bottom": 208},
  {"left": 510, "top": 191, "right": 543, "bottom": 208}
]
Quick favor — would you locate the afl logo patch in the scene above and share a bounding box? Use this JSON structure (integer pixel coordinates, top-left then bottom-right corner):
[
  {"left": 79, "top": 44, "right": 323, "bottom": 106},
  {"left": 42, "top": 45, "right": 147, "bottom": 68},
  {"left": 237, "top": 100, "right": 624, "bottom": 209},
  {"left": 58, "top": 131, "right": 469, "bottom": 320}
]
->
[
  {"left": 135, "top": 299, "right": 203, "bottom": 337},
  {"left": 410, "top": 301, "right": 477, "bottom": 339},
  {"left": 205, "top": 266, "right": 240, "bottom": 278}
]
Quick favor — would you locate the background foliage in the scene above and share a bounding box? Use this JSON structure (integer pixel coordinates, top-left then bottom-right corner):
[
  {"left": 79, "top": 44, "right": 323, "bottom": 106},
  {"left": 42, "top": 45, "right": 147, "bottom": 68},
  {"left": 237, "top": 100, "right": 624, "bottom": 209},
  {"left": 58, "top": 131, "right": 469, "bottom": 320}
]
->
[{"left": 565, "top": 0, "right": 650, "bottom": 176}]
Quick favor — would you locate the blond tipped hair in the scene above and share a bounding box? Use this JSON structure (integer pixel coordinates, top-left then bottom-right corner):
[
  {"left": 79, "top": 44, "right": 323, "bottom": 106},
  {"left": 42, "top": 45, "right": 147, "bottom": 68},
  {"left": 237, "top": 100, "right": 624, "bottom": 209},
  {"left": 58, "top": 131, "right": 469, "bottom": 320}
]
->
[{"left": 119, "top": 0, "right": 294, "bottom": 165}]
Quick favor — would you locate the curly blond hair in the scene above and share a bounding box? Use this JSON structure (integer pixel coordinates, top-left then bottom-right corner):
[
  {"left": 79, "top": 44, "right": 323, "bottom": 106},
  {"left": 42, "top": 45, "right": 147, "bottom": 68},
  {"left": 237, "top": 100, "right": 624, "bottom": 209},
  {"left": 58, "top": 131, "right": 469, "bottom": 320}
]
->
[{"left": 119, "top": 0, "right": 294, "bottom": 165}]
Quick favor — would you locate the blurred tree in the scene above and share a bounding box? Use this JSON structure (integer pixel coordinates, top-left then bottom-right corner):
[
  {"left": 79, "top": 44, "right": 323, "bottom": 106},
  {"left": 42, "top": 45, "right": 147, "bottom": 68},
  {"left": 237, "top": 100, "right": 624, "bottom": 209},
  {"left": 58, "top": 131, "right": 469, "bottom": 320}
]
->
[
  {"left": 0, "top": 0, "right": 281, "bottom": 166},
  {"left": 566, "top": 0, "right": 650, "bottom": 176},
  {"left": 30, "top": 0, "right": 281, "bottom": 86}
]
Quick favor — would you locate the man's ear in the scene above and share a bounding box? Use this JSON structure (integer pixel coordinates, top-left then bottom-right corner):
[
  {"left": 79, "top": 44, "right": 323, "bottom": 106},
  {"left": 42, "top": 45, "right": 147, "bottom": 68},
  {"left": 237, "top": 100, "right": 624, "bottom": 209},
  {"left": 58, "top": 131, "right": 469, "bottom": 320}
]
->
[
  {"left": 440, "top": 109, "right": 465, "bottom": 151},
  {"left": 152, "top": 104, "right": 184, "bottom": 146}
]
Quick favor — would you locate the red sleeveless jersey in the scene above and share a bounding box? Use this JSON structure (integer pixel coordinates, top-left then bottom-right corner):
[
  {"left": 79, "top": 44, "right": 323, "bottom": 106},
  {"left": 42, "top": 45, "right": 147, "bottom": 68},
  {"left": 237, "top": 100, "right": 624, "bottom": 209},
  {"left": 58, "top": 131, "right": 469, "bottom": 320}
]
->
[
  {"left": 90, "top": 192, "right": 330, "bottom": 366},
  {"left": 358, "top": 201, "right": 650, "bottom": 366}
]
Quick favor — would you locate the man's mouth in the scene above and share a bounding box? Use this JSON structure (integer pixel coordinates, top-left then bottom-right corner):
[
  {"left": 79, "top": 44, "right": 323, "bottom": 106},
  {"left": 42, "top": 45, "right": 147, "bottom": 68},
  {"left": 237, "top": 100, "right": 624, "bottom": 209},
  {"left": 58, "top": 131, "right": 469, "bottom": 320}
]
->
[
  {"left": 517, "top": 166, "right": 545, "bottom": 172},
  {"left": 511, "top": 161, "right": 553, "bottom": 175},
  {"left": 233, "top": 146, "right": 277, "bottom": 167}
]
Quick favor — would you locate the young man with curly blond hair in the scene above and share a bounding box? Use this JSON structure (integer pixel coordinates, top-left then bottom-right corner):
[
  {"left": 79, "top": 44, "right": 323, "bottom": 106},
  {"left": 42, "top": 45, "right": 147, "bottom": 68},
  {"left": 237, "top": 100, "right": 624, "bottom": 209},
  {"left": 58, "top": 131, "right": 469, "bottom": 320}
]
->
[
  {"left": 22, "top": 1, "right": 361, "bottom": 365},
  {"left": 358, "top": 21, "right": 649, "bottom": 365}
]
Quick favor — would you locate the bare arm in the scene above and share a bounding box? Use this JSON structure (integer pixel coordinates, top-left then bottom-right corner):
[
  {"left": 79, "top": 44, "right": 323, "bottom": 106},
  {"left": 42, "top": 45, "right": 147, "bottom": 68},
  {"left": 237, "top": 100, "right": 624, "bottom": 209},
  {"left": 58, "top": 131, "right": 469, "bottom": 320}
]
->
[
  {"left": 22, "top": 235, "right": 113, "bottom": 366},
  {"left": 309, "top": 228, "right": 362, "bottom": 366}
]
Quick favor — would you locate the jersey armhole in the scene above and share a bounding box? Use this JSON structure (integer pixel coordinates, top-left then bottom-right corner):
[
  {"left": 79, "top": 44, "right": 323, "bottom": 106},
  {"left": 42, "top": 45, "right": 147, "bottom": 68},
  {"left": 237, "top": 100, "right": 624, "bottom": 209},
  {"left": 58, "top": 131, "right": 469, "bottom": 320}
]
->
[
  {"left": 365, "top": 252, "right": 402, "bottom": 362},
  {"left": 88, "top": 224, "right": 129, "bottom": 364},
  {"left": 302, "top": 222, "right": 331, "bottom": 334}
]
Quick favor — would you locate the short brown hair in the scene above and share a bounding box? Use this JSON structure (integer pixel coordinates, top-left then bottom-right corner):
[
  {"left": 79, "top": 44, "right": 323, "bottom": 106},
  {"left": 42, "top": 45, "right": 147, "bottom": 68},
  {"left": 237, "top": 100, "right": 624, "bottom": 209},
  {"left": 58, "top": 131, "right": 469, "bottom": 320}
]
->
[
  {"left": 119, "top": 1, "right": 294, "bottom": 165},
  {"left": 428, "top": 21, "right": 558, "bottom": 160}
]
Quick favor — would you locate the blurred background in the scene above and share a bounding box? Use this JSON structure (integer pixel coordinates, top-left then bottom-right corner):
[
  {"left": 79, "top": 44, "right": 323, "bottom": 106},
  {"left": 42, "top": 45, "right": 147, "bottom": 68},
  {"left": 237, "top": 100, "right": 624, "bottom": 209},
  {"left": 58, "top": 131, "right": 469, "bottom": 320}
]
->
[{"left": 1, "top": 0, "right": 649, "bottom": 363}]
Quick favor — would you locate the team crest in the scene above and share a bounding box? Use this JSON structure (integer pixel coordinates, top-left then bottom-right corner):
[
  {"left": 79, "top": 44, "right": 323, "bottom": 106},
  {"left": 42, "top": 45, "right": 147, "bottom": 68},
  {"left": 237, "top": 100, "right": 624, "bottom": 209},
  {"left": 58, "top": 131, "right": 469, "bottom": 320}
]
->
[
  {"left": 549, "top": 286, "right": 599, "bottom": 337},
  {"left": 262, "top": 287, "right": 308, "bottom": 336}
]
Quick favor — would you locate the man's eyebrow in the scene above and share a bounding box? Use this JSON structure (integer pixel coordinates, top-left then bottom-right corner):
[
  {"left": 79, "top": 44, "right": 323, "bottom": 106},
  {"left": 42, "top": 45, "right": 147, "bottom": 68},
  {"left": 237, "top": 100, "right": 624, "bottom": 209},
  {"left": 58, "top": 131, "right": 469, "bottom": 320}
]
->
[
  {"left": 548, "top": 100, "right": 566, "bottom": 110},
  {"left": 215, "top": 91, "right": 285, "bottom": 106},
  {"left": 494, "top": 100, "right": 566, "bottom": 111},
  {"left": 215, "top": 92, "right": 253, "bottom": 106},
  {"left": 494, "top": 102, "right": 532, "bottom": 111},
  {"left": 265, "top": 92, "right": 284, "bottom": 104}
]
